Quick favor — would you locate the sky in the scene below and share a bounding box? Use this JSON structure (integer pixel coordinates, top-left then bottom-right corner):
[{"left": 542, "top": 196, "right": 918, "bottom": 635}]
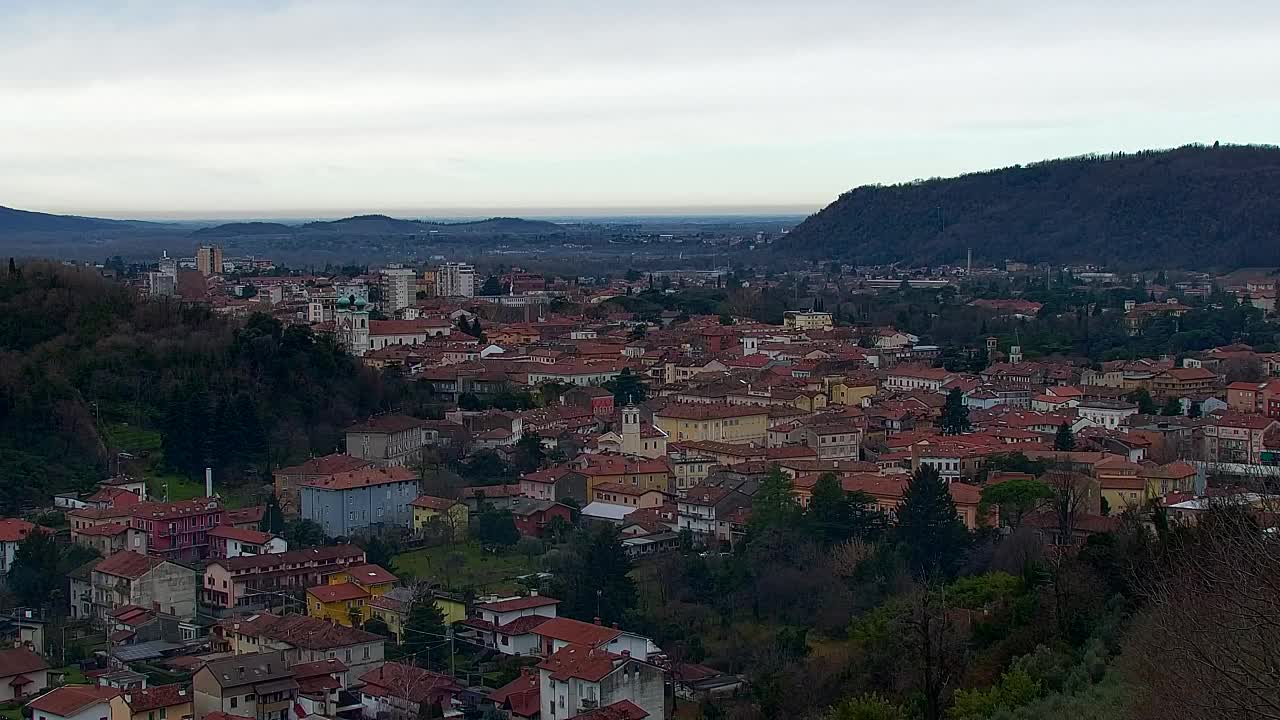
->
[{"left": 2, "top": 0, "right": 1278, "bottom": 219}]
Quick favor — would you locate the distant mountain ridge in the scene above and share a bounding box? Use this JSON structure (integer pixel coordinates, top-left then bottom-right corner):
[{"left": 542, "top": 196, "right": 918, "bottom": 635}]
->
[
  {"left": 0, "top": 205, "right": 152, "bottom": 232},
  {"left": 780, "top": 144, "right": 1280, "bottom": 269}
]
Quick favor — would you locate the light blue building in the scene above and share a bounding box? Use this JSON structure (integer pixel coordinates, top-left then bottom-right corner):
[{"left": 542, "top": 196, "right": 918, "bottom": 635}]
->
[{"left": 300, "top": 467, "right": 421, "bottom": 537}]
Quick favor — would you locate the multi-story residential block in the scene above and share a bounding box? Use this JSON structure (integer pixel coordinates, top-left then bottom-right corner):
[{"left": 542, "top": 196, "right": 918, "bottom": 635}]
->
[
  {"left": 883, "top": 366, "right": 953, "bottom": 392},
  {"left": 652, "top": 403, "right": 769, "bottom": 445},
  {"left": 1150, "top": 367, "right": 1218, "bottom": 400},
  {"left": 436, "top": 262, "right": 476, "bottom": 298},
  {"left": 536, "top": 644, "right": 666, "bottom": 720},
  {"left": 203, "top": 545, "right": 367, "bottom": 611},
  {"left": 1203, "top": 413, "right": 1280, "bottom": 465},
  {"left": 196, "top": 245, "right": 224, "bottom": 276},
  {"left": 193, "top": 651, "right": 297, "bottom": 720},
  {"left": 273, "top": 454, "right": 373, "bottom": 518},
  {"left": 213, "top": 613, "right": 385, "bottom": 682},
  {"left": 782, "top": 311, "right": 833, "bottom": 331},
  {"left": 306, "top": 563, "right": 397, "bottom": 627},
  {"left": 300, "top": 467, "right": 420, "bottom": 537},
  {"left": 796, "top": 423, "right": 862, "bottom": 460},
  {"left": 89, "top": 551, "right": 198, "bottom": 621},
  {"left": 344, "top": 415, "right": 432, "bottom": 467},
  {"left": 129, "top": 499, "right": 226, "bottom": 562},
  {"left": 677, "top": 485, "right": 749, "bottom": 542},
  {"left": 380, "top": 265, "right": 417, "bottom": 312}
]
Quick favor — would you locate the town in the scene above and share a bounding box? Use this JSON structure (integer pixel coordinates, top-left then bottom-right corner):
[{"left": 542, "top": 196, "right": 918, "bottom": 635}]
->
[{"left": 1, "top": 247, "right": 1277, "bottom": 720}]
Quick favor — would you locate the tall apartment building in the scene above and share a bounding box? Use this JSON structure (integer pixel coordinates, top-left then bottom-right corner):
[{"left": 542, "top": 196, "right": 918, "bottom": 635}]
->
[
  {"left": 196, "top": 245, "right": 224, "bottom": 276},
  {"left": 437, "top": 262, "right": 476, "bottom": 298},
  {"left": 380, "top": 265, "right": 417, "bottom": 312}
]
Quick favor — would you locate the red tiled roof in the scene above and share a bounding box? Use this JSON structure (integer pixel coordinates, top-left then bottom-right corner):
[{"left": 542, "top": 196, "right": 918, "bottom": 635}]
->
[
  {"left": 358, "top": 662, "right": 463, "bottom": 703},
  {"left": 0, "top": 647, "right": 49, "bottom": 677},
  {"left": 343, "top": 564, "right": 398, "bottom": 585},
  {"left": 302, "top": 466, "right": 418, "bottom": 490},
  {"left": 95, "top": 551, "right": 164, "bottom": 579},
  {"left": 498, "top": 615, "right": 554, "bottom": 635},
  {"left": 275, "top": 454, "right": 372, "bottom": 477},
  {"left": 490, "top": 669, "right": 539, "bottom": 718},
  {"left": 533, "top": 618, "right": 621, "bottom": 648},
  {"left": 0, "top": 518, "right": 39, "bottom": 542},
  {"left": 208, "top": 526, "right": 275, "bottom": 544},
  {"left": 122, "top": 684, "right": 191, "bottom": 712},
  {"left": 537, "top": 644, "right": 624, "bottom": 682},
  {"left": 654, "top": 403, "right": 767, "bottom": 420},
  {"left": 307, "top": 583, "right": 369, "bottom": 603},
  {"left": 410, "top": 495, "right": 462, "bottom": 511},
  {"left": 28, "top": 685, "right": 121, "bottom": 716},
  {"left": 289, "top": 658, "right": 349, "bottom": 679}
]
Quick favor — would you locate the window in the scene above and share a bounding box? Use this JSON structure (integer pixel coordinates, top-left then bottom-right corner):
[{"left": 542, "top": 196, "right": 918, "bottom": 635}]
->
[{"left": 230, "top": 698, "right": 238, "bottom": 709}]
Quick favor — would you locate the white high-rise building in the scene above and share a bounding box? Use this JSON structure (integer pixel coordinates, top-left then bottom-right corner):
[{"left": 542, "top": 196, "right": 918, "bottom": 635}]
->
[
  {"left": 437, "top": 262, "right": 476, "bottom": 298},
  {"left": 381, "top": 265, "right": 416, "bottom": 311}
]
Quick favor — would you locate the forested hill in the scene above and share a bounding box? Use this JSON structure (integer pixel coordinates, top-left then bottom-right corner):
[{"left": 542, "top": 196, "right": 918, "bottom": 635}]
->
[
  {"left": 781, "top": 144, "right": 1280, "bottom": 269},
  {"left": 0, "top": 262, "right": 410, "bottom": 514}
]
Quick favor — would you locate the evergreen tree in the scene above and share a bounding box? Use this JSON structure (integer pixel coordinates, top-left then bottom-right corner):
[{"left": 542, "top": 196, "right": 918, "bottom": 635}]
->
[
  {"left": 512, "top": 433, "right": 546, "bottom": 474},
  {"left": 261, "top": 493, "right": 286, "bottom": 535},
  {"left": 403, "top": 584, "right": 448, "bottom": 666},
  {"left": 896, "top": 465, "right": 969, "bottom": 578},
  {"left": 1160, "top": 396, "right": 1183, "bottom": 416},
  {"left": 557, "top": 525, "right": 637, "bottom": 624},
  {"left": 607, "top": 368, "right": 648, "bottom": 406},
  {"left": 472, "top": 509, "right": 519, "bottom": 549},
  {"left": 750, "top": 466, "right": 800, "bottom": 532},
  {"left": 1053, "top": 422, "right": 1076, "bottom": 451},
  {"left": 938, "top": 388, "right": 971, "bottom": 435},
  {"left": 361, "top": 534, "right": 396, "bottom": 571},
  {"left": 1127, "top": 388, "right": 1158, "bottom": 415}
]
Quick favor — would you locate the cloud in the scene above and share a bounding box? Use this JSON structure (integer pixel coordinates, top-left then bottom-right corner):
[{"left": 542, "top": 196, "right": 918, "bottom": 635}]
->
[{"left": 1, "top": 0, "right": 1277, "bottom": 215}]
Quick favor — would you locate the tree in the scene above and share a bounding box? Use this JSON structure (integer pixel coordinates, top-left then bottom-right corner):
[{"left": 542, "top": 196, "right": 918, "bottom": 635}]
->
[
  {"left": 896, "top": 465, "right": 969, "bottom": 577},
  {"left": 361, "top": 534, "right": 397, "bottom": 572},
  {"left": 806, "top": 474, "right": 884, "bottom": 544},
  {"left": 1053, "top": 422, "right": 1076, "bottom": 451},
  {"left": 1043, "top": 465, "right": 1093, "bottom": 545},
  {"left": 607, "top": 368, "right": 648, "bottom": 406},
  {"left": 480, "top": 275, "right": 502, "bottom": 296},
  {"left": 1126, "top": 388, "right": 1158, "bottom": 415},
  {"left": 938, "top": 388, "right": 970, "bottom": 435},
  {"left": 1159, "top": 396, "right": 1183, "bottom": 416},
  {"left": 261, "top": 493, "right": 286, "bottom": 535},
  {"left": 555, "top": 525, "right": 637, "bottom": 624},
  {"left": 749, "top": 466, "right": 800, "bottom": 533},
  {"left": 403, "top": 583, "right": 449, "bottom": 666},
  {"left": 472, "top": 509, "right": 519, "bottom": 549},
  {"left": 980, "top": 478, "right": 1052, "bottom": 529},
  {"left": 283, "top": 519, "right": 327, "bottom": 548},
  {"left": 512, "top": 433, "right": 546, "bottom": 474},
  {"left": 9, "top": 530, "right": 77, "bottom": 609}
]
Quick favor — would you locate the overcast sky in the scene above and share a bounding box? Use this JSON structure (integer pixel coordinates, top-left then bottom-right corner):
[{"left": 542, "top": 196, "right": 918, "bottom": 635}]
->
[{"left": 2, "top": 1, "right": 1277, "bottom": 218}]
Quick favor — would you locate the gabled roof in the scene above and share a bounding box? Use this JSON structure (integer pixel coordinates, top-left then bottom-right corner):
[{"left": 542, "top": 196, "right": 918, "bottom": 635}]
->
[
  {"left": 346, "top": 415, "right": 428, "bottom": 435},
  {"left": 208, "top": 526, "right": 276, "bottom": 544},
  {"left": 0, "top": 518, "right": 39, "bottom": 542},
  {"left": 343, "top": 564, "right": 398, "bottom": 585},
  {"left": 275, "top": 454, "right": 372, "bottom": 477},
  {"left": 410, "top": 495, "right": 463, "bottom": 512},
  {"left": 121, "top": 684, "right": 191, "bottom": 712},
  {"left": 28, "top": 685, "right": 120, "bottom": 716},
  {"left": 307, "top": 583, "right": 369, "bottom": 603},
  {"left": 301, "top": 466, "right": 418, "bottom": 490},
  {"left": 533, "top": 617, "right": 621, "bottom": 648},
  {"left": 569, "top": 699, "right": 650, "bottom": 720},
  {"left": 0, "top": 647, "right": 49, "bottom": 677},
  {"left": 94, "top": 551, "right": 165, "bottom": 580}
]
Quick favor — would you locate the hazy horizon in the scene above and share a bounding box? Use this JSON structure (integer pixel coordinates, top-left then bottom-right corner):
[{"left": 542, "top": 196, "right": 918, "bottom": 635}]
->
[{"left": 4, "top": 1, "right": 1279, "bottom": 215}]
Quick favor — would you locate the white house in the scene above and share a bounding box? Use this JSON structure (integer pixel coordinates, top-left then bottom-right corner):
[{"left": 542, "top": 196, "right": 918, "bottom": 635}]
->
[
  {"left": 459, "top": 595, "right": 560, "bottom": 656},
  {"left": 537, "top": 645, "right": 666, "bottom": 720},
  {"left": 0, "top": 648, "right": 49, "bottom": 702},
  {"left": 1076, "top": 400, "right": 1139, "bottom": 430},
  {"left": 0, "top": 519, "right": 38, "bottom": 575}
]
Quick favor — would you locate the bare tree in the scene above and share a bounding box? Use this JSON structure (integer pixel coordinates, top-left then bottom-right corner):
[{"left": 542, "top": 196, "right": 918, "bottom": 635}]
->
[
  {"left": 899, "top": 579, "right": 968, "bottom": 720},
  {"left": 1128, "top": 502, "right": 1280, "bottom": 720},
  {"left": 1043, "top": 465, "right": 1094, "bottom": 544}
]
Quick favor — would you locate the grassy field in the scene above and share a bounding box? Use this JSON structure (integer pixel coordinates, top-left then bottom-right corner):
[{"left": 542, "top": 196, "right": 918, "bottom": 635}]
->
[
  {"left": 393, "top": 542, "right": 536, "bottom": 594},
  {"left": 102, "top": 422, "right": 163, "bottom": 455}
]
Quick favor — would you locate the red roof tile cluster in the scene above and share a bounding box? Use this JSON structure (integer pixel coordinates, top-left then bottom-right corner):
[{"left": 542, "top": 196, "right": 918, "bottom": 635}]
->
[
  {"left": 534, "top": 617, "right": 622, "bottom": 648},
  {"left": 121, "top": 684, "right": 191, "bottom": 712},
  {"left": 0, "top": 647, "right": 49, "bottom": 676},
  {"left": 94, "top": 551, "right": 164, "bottom": 579},
  {"left": 569, "top": 700, "right": 650, "bottom": 720},
  {"left": 0, "top": 518, "right": 39, "bottom": 542},
  {"left": 28, "top": 685, "right": 121, "bottom": 716},
  {"left": 275, "top": 454, "right": 373, "bottom": 476},
  {"left": 475, "top": 595, "right": 561, "bottom": 613},
  {"left": 537, "top": 644, "right": 624, "bottom": 682},
  {"left": 302, "top": 466, "right": 418, "bottom": 490}
]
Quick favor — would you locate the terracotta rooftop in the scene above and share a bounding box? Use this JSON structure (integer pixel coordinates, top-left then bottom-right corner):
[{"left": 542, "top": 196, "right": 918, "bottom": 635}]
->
[
  {"left": 275, "top": 454, "right": 372, "bottom": 476},
  {"left": 0, "top": 647, "right": 48, "bottom": 676},
  {"left": 94, "top": 551, "right": 164, "bottom": 580},
  {"left": 475, "top": 595, "right": 562, "bottom": 613},
  {"left": 302, "top": 466, "right": 418, "bottom": 490},
  {"left": 0, "top": 518, "right": 39, "bottom": 542},
  {"left": 28, "top": 686, "right": 121, "bottom": 716},
  {"left": 534, "top": 617, "right": 622, "bottom": 648},
  {"left": 537, "top": 643, "right": 625, "bottom": 682},
  {"left": 307, "top": 583, "right": 369, "bottom": 603},
  {"left": 410, "top": 495, "right": 462, "bottom": 511},
  {"left": 208, "top": 526, "right": 276, "bottom": 544},
  {"left": 121, "top": 684, "right": 191, "bottom": 712}
]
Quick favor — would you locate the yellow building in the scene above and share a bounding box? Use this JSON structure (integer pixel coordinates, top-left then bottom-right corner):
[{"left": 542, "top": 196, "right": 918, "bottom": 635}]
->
[
  {"left": 653, "top": 403, "right": 769, "bottom": 445},
  {"left": 411, "top": 495, "right": 469, "bottom": 540},
  {"left": 367, "top": 588, "right": 467, "bottom": 643},
  {"left": 828, "top": 378, "right": 878, "bottom": 406},
  {"left": 109, "top": 684, "right": 193, "bottom": 720},
  {"left": 574, "top": 454, "right": 673, "bottom": 497},
  {"left": 307, "top": 563, "right": 397, "bottom": 627},
  {"left": 783, "top": 311, "right": 833, "bottom": 331}
]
